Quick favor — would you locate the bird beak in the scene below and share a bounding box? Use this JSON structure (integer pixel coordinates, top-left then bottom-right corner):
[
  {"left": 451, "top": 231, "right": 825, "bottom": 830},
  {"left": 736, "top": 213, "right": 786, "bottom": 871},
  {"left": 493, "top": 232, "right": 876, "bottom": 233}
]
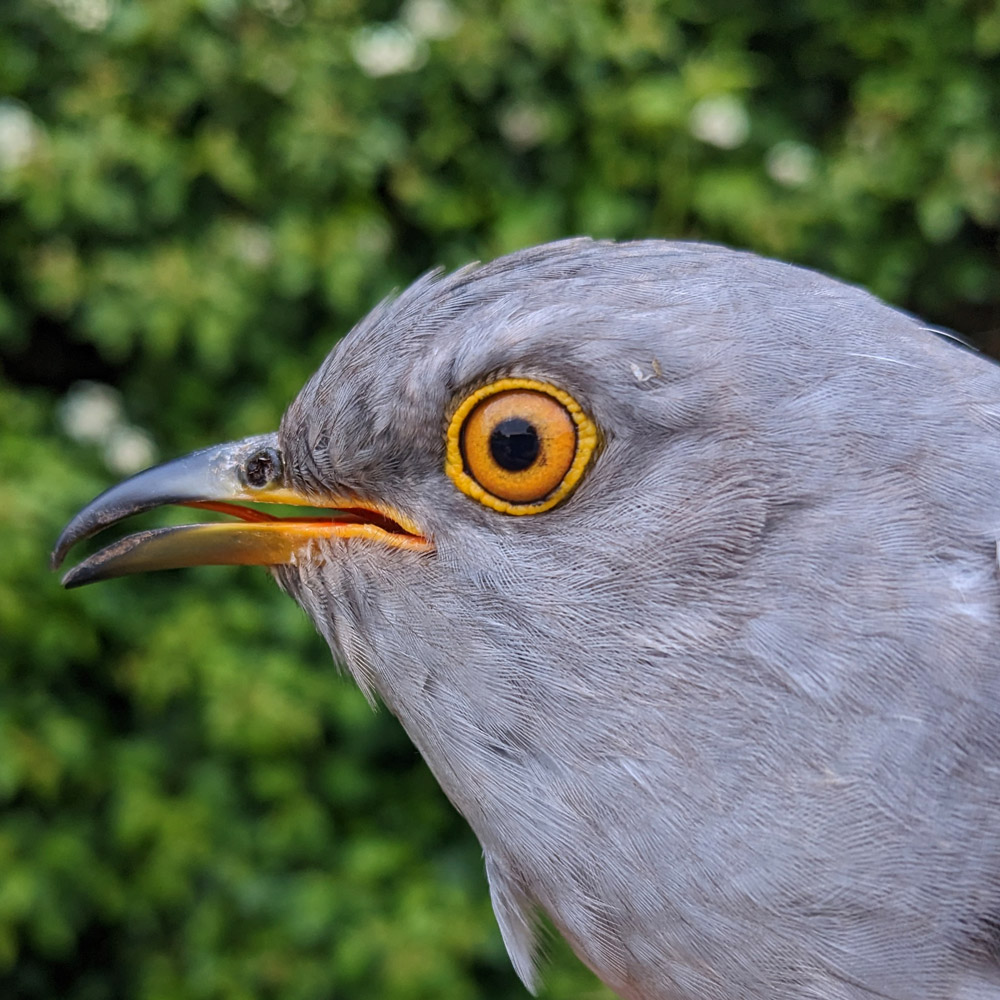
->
[{"left": 52, "top": 433, "right": 430, "bottom": 589}]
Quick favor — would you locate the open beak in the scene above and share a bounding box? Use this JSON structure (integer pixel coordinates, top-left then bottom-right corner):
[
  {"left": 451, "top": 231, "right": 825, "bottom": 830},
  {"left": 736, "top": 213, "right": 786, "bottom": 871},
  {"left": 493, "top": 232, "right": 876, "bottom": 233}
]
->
[{"left": 52, "top": 433, "right": 430, "bottom": 589}]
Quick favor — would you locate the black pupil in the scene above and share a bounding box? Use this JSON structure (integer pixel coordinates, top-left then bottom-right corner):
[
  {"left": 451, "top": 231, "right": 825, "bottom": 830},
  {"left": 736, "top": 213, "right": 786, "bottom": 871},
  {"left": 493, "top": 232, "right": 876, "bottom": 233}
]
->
[
  {"left": 245, "top": 448, "right": 281, "bottom": 488},
  {"left": 489, "top": 417, "right": 540, "bottom": 472}
]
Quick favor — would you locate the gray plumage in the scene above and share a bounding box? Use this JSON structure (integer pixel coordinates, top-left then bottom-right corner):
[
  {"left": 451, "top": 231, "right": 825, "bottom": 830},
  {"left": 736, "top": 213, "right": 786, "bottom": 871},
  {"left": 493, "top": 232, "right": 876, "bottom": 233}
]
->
[{"left": 60, "top": 239, "right": 1000, "bottom": 999}]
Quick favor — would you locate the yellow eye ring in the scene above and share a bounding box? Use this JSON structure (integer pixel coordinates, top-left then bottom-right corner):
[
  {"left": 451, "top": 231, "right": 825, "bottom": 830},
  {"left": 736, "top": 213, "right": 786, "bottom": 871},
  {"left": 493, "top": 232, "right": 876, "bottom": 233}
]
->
[{"left": 445, "top": 378, "right": 599, "bottom": 515}]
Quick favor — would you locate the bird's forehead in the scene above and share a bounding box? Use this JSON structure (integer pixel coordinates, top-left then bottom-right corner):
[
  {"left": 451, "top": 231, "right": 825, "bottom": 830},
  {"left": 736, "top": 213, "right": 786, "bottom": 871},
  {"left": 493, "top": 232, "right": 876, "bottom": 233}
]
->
[{"left": 282, "top": 240, "right": 743, "bottom": 440}]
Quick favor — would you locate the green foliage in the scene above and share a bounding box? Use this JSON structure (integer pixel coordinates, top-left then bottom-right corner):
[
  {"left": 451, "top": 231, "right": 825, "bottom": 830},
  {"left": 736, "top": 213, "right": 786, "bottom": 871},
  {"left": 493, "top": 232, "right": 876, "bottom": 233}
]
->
[{"left": 2, "top": 0, "right": 998, "bottom": 997}]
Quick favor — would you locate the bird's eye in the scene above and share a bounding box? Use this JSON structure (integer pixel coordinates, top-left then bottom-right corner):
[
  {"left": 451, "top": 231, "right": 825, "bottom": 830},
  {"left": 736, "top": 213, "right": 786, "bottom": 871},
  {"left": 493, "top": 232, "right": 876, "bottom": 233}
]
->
[{"left": 445, "top": 378, "right": 598, "bottom": 514}]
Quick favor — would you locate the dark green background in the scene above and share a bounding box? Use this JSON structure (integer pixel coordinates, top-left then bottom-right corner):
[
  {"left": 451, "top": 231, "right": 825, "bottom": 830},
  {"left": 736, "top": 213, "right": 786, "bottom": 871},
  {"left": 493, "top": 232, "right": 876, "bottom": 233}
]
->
[{"left": 3, "top": 1, "right": 999, "bottom": 997}]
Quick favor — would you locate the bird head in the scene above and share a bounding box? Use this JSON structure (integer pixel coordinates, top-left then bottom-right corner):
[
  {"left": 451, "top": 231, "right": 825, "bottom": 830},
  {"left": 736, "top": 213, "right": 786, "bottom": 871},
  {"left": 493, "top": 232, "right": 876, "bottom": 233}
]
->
[
  {"left": 53, "top": 238, "right": 778, "bottom": 752},
  {"left": 54, "top": 238, "right": 945, "bottom": 994}
]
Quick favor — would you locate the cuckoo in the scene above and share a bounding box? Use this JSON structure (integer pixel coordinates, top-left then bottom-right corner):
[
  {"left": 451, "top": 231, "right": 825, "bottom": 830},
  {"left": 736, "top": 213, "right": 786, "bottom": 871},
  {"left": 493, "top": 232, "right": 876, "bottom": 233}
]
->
[{"left": 54, "top": 240, "right": 1000, "bottom": 1000}]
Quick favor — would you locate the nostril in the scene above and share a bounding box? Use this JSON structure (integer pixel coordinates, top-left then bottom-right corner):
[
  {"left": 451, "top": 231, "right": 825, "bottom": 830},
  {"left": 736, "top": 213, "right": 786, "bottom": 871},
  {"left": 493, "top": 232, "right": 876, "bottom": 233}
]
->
[{"left": 243, "top": 448, "right": 283, "bottom": 489}]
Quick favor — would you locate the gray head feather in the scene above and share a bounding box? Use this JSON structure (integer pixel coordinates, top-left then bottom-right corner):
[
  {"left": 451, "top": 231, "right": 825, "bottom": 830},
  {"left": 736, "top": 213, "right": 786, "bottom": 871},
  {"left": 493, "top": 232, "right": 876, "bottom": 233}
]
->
[{"left": 275, "top": 239, "right": 1000, "bottom": 1000}]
